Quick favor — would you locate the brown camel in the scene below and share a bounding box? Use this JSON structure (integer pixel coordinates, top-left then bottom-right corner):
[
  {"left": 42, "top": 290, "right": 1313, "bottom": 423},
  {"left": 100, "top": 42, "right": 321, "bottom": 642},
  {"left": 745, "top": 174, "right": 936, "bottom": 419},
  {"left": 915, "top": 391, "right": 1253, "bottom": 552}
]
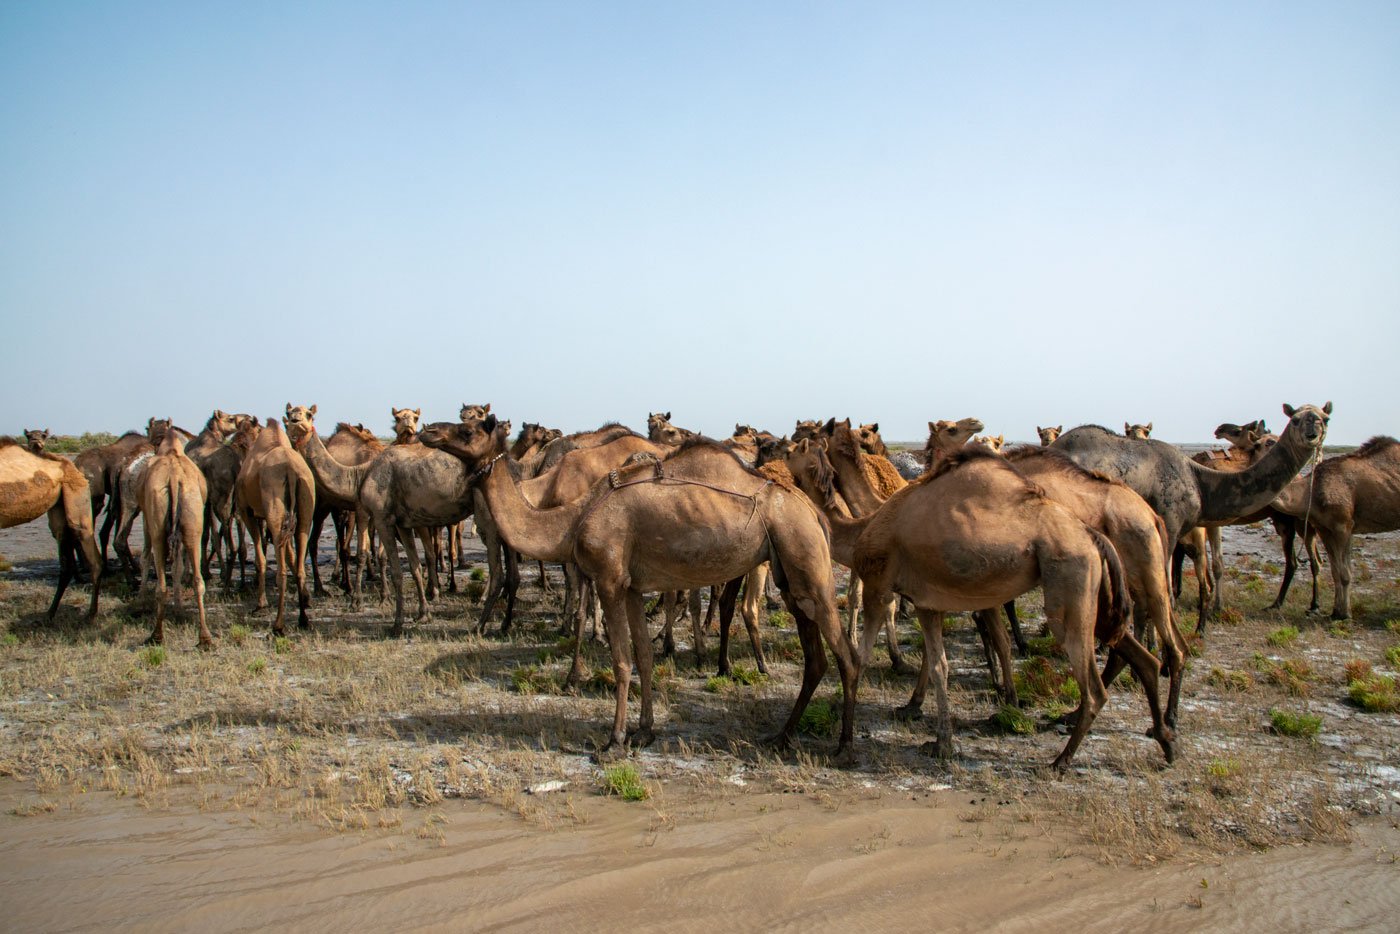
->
[
  {"left": 1054, "top": 403, "right": 1332, "bottom": 633},
  {"left": 183, "top": 410, "right": 238, "bottom": 580},
  {"left": 23, "top": 429, "right": 50, "bottom": 453},
  {"left": 138, "top": 431, "right": 212, "bottom": 648},
  {"left": 112, "top": 420, "right": 197, "bottom": 583},
  {"left": 423, "top": 420, "right": 863, "bottom": 760},
  {"left": 1037, "top": 425, "right": 1063, "bottom": 446},
  {"left": 847, "top": 448, "right": 1138, "bottom": 769},
  {"left": 724, "top": 424, "right": 762, "bottom": 465},
  {"left": 0, "top": 438, "right": 102, "bottom": 620},
  {"left": 459, "top": 403, "right": 492, "bottom": 425},
  {"left": 393, "top": 407, "right": 422, "bottom": 445},
  {"left": 1124, "top": 422, "right": 1153, "bottom": 440},
  {"left": 74, "top": 430, "right": 152, "bottom": 566},
  {"left": 235, "top": 418, "right": 316, "bottom": 635},
  {"left": 921, "top": 417, "right": 986, "bottom": 467},
  {"left": 854, "top": 423, "right": 888, "bottom": 456},
  {"left": 792, "top": 419, "right": 822, "bottom": 442},
  {"left": 646, "top": 412, "right": 691, "bottom": 445},
  {"left": 970, "top": 434, "right": 1006, "bottom": 453},
  {"left": 1270, "top": 435, "right": 1400, "bottom": 619}
]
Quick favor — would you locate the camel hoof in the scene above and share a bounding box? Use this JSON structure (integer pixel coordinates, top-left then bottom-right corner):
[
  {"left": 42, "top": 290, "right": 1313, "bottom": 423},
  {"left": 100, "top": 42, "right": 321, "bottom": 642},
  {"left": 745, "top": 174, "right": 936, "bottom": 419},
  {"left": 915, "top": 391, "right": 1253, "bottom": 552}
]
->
[
  {"left": 143, "top": 633, "right": 163, "bottom": 647},
  {"left": 626, "top": 728, "right": 655, "bottom": 749},
  {"left": 831, "top": 745, "right": 857, "bottom": 769},
  {"left": 387, "top": 625, "right": 405, "bottom": 639},
  {"left": 761, "top": 732, "right": 794, "bottom": 753},
  {"left": 595, "top": 740, "right": 629, "bottom": 763},
  {"left": 889, "top": 657, "right": 915, "bottom": 677},
  {"left": 1330, "top": 611, "right": 1350, "bottom": 622},
  {"left": 892, "top": 702, "right": 923, "bottom": 722},
  {"left": 1157, "top": 736, "right": 1176, "bottom": 764},
  {"left": 197, "top": 640, "right": 216, "bottom": 653}
]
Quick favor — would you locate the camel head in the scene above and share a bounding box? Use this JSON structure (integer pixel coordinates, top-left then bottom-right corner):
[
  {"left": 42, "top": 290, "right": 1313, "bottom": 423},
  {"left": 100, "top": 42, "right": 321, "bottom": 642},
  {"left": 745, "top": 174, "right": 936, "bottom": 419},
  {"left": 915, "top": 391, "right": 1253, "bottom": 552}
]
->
[
  {"left": 855, "top": 422, "right": 888, "bottom": 456},
  {"left": 786, "top": 438, "right": 842, "bottom": 512},
  {"left": 419, "top": 415, "right": 508, "bottom": 469},
  {"left": 146, "top": 417, "right": 173, "bottom": 445},
  {"left": 459, "top": 402, "right": 492, "bottom": 427},
  {"left": 208, "top": 409, "right": 238, "bottom": 438},
  {"left": 755, "top": 435, "right": 794, "bottom": 467},
  {"left": 516, "top": 422, "right": 552, "bottom": 448},
  {"left": 1124, "top": 422, "right": 1153, "bottom": 440},
  {"left": 230, "top": 418, "right": 262, "bottom": 452},
  {"left": 923, "top": 417, "right": 985, "bottom": 465},
  {"left": 792, "top": 419, "right": 821, "bottom": 442},
  {"left": 970, "top": 434, "right": 1006, "bottom": 454},
  {"left": 731, "top": 424, "right": 760, "bottom": 444},
  {"left": 1214, "top": 419, "right": 1269, "bottom": 452},
  {"left": 392, "top": 407, "right": 422, "bottom": 443},
  {"left": 22, "top": 428, "right": 50, "bottom": 453},
  {"left": 1280, "top": 402, "right": 1332, "bottom": 451},
  {"left": 233, "top": 413, "right": 258, "bottom": 432},
  {"left": 647, "top": 412, "right": 687, "bottom": 445},
  {"left": 283, "top": 403, "right": 318, "bottom": 443},
  {"left": 1036, "top": 425, "right": 1062, "bottom": 446}
]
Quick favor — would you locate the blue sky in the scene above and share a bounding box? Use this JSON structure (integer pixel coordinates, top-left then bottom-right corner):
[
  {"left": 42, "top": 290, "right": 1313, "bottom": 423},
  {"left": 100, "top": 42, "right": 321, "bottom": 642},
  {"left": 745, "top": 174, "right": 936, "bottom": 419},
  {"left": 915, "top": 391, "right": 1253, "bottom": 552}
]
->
[{"left": 3, "top": 2, "right": 1396, "bottom": 442}]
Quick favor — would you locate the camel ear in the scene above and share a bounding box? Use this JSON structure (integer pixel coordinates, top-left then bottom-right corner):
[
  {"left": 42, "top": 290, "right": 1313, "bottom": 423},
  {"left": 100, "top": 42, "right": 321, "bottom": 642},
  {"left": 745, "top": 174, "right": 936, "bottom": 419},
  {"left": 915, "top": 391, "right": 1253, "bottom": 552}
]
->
[
  {"left": 309, "top": 405, "right": 317, "bottom": 418},
  {"left": 1146, "top": 423, "right": 1152, "bottom": 433},
  {"left": 1055, "top": 426, "right": 1061, "bottom": 433},
  {"left": 285, "top": 404, "right": 293, "bottom": 416},
  {"left": 823, "top": 417, "right": 836, "bottom": 433},
  {"left": 482, "top": 414, "right": 498, "bottom": 433},
  {"left": 663, "top": 411, "right": 670, "bottom": 421},
  {"left": 483, "top": 403, "right": 491, "bottom": 415},
  {"left": 870, "top": 423, "right": 879, "bottom": 433},
  {"left": 928, "top": 421, "right": 937, "bottom": 432},
  {"left": 1323, "top": 401, "right": 1333, "bottom": 415},
  {"left": 414, "top": 408, "right": 421, "bottom": 418},
  {"left": 1124, "top": 422, "right": 1131, "bottom": 434},
  {"left": 795, "top": 439, "right": 809, "bottom": 453},
  {"left": 1282, "top": 403, "right": 1296, "bottom": 418}
]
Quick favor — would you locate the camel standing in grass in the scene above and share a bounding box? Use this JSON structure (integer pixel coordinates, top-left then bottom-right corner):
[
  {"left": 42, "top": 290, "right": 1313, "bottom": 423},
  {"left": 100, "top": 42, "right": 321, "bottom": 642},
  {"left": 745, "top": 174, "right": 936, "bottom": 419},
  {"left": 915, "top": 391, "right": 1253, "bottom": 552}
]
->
[
  {"left": 1054, "top": 404, "right": 1331, "bottom": 634},
  {"left": 847, "top": 448, "right": 1143, "bottom": 769},
  {"left": 112, "top": 420, "right": 197, "bottom": 584},
  {"left": 23, "top": 429, "right": 50, "bottom": 453},
  {"left": 0, "top": 438, "right": 102, "bottom": 620},
  {"left": 1270, "top": 435, "right": 1400, "bottom": 619},
  {"left": 183, "top": 410, "right": 239, "bottom": 581},
  {"left": 139, "top": 432, "right": 212, "bottom": 648},
  {"left": 74, "top": 430, "right": 152, "bottom": 566},
  {"left": 425, "top": 420, "right": 863, "bottom": 759},
  {"left": 235, "top": 418, "right": 316, "bottom": 635},
  {"left": 1037, "top": 426, "right": 1062, "bottom": 446}
]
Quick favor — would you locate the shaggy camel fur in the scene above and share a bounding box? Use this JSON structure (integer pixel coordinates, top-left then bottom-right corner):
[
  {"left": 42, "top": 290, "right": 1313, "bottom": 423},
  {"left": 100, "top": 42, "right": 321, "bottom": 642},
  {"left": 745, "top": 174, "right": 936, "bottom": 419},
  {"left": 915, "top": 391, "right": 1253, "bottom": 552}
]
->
[
  {"left": 921, "top": 417, "right": 986, "bottom": 467},
  {"left": 429, "top": 421, "right": 863, "bottom": 760},
  {"left": 1054, "top": 403, "right": 1332, "bottom": 634},
  {"left": 23, "top": 429, "right": 50, "bottom": 453},
  {"left": 0, "top": 438, "right": 101, "bottom": 620},
  {"left": 235, "top": 419, "right": 316, "bottom": 635},
  {"left": 1037, "top": 425, "right": 1063, "bottom": 446},
  {"left": 1270, "top": 435, "right": 1400, "bottom": 619},
  {"left": 139, "top": 432, "right": 212, "bottom": 648},
  {"left": 845, "top": 448, "right": 1136, "bottom": 769}
]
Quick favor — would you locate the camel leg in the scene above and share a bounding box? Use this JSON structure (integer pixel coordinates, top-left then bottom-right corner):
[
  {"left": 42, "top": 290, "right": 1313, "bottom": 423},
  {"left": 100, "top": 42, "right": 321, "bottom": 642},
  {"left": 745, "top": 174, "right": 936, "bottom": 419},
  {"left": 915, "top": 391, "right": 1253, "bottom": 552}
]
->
[
  {"left": 625, "top": 588, "right": 656, "bottom": 747},
  {"left": 659, "top": 591, "right": 680, "bottom": 658},
  {"left": 500, "top": 547, "right": 520, "bottom": 634},
  {"left": 1304, "top": 529, "right": 1322, "bottom": 614},
  {"left": 913, "top": 609, "right": 955, "bottom": 759},
  {"left": 416, "top": 528, "right": 439, "bottom": 602},
  {"left": 1101, "top": 634, "right": 1175, "bottom": 763},
  {"left": 475, "top": 509, "right": 504, "bottom": 630},
  {"left": 1208, "top": 525, "right": 1225, "bottom": 616},
  {"left": 713, "top": 576, "right": 744, "bottom": 677},
  {"left": 294, "top": 506, "right": 312, "bottom": 632},
  {"left": 97, "top": 492, "right": 118, "bottom": 571},
  {"left": 1269, "top": 518, "right": 1297, "bottom": 609},
  {"left": 248, "top": 517, "right": 270, "bottom": 615},
  {"left": 767, "top": 592, "right": 829, "bottom": 750},
  {"left": 975, "top": 607, "right": 1018, "bottom": 706},
  {"left": 844, "top": 576, "right": 861, "bottom": 643},
  {"left": 146, "top": 519, "right": 169, "bottom": 646},
  {"left": 564, "top": 565, "right": 589, "bottom": 690},
  {"left": 182, "top": 510, "right": 213, "bottom": 649},
  {"left": 1003, "top": 600, "right": 1029, "bottom": 657},
  {"left": 377, "top": 521, "right": 409, "bottom": 637},
  {"left": 113, "top": 503, "right": 141, "bottom": 588},
  {"left": 57, "top": 490, "right": 102, "bottom": 621},
  {"left": 308, "top": 506, "right": 329, "bottom": 598},
  {"left": 1321, "top": 525, "right": 1353, "bottom": 620},
  {"left": 401, "top": 526, "right": 430, "bottom": 625},
  {"left": 1046, "top": 593, "right": 1108, "bottom": 772},
  {"left": 348, "top": 508, "right": 370, "bottom": 611},
  {"left": 595, "top": 581, "right": 635, "bottom": 756},
  {"left": 895, "top": 607, "right": 935, "bottom": 721},
  {"left": 742, "top": 565, "right": 769, "bottom": 673},
  {"left": 884, "top": 595, "right": 912, "bottom": 674},
  {"left": 687, "top": 589, "right": 706, "bottom": 671},
  {"left": 45, "top": 512, "right": 80, "bottom": 621}
]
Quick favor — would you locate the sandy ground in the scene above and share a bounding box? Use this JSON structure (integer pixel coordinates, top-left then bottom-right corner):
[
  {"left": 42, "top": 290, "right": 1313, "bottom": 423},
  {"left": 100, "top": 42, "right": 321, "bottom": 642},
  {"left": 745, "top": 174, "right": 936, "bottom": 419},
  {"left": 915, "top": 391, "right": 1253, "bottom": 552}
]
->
[{"left": 2, "top": 510, "right": 1400, "bottom": 931}]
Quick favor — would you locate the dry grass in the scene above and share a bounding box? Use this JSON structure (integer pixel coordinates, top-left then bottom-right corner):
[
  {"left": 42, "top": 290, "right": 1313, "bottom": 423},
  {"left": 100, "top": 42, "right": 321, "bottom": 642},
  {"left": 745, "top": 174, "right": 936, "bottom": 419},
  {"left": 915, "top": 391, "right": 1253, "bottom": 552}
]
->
[{"left": 0, "top": 524, "right": 1397, "bottom": 863}]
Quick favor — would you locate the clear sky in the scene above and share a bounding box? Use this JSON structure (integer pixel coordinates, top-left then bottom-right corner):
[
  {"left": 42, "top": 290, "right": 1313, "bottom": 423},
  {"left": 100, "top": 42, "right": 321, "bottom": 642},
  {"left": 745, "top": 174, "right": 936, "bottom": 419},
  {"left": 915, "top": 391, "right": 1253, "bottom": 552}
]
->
[{"left": 3, "top": 2, "right": 1397, "bottom": 443}]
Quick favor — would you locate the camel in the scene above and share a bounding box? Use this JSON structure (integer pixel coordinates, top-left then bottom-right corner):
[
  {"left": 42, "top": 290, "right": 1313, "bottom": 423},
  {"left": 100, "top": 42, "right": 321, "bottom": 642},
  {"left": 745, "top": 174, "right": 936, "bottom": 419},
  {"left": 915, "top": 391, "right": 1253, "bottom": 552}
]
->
[
  {"left": 112, "top": 420, "right": 197, "bottom": 583},
  {"left": 1053, "top": 403, "right": 1332, "bottom": 633},
  {"left": 0, "top": 438, "right": 101, "bottom": 620},
  {"left": 1270, "top": 435, "right": 1400, "bottom": 619},
  {"left": 724, "top": 424, "right": 762, "bottom": 466},
  {"left": 1124, "top": 423, "right": 1153, "bottom": 440},
  {"left": 23, "top": 429, "right": 50, "bottom": 453},
  {"left": 138, "top": 431, "right": 212, "bottom": 648},
  {"left": 970, "top": 434, "right": 1005, "bottom": 453},
  {"left": 854, "top": 423, "right": 888, "bottom": 456},
  {"left": 647, "top": 412, "right": 691, "bottom": 445},
  {"left": 284, "top": 405, "right": 385, "bottom": 597},
  {"left": 921, "top": 417, "right": 986, "bottom": 468},
  {"left": 183, "top": 410, "right": 239, "bottom": 581},
  {"left": 423, "top": 420, "right": 863, "bottom": 760},
  {"left": 846, "top": 448, "right": 1143, "bottom": 769},
  {"left": 393, "top": 407, "right": 422, "bottom": 445},
  {"left": 460, "top": 403, "right": 491, "bottom": 425},
  {"left": 235, "top": 418, "right": 316, "bottom": 635},
  {"left": 792, "top": 420, "right": 822, "bottom": 442},
  {"left": 74, "top": 430, "right": 153, "bottom": 566},
  {"left": 1037, "top": 426, "right": 1063, "bottom": 446},
  {"left": 387, "top": 405, "right": 457, "bottom": 588}
]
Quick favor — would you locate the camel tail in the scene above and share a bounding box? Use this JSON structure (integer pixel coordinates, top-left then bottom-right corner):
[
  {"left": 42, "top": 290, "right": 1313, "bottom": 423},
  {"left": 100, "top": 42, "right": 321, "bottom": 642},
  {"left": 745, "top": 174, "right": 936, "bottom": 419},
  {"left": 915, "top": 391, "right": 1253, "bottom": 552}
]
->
[
  {"left": 281, "top": 472, "right": 298, "bottom": 545},
  {"left": 168, "top": 472, "right": 184, "bottom": 575},
  {"left": 1087, "top": 526, "right": 1131, "bottom": 647}
]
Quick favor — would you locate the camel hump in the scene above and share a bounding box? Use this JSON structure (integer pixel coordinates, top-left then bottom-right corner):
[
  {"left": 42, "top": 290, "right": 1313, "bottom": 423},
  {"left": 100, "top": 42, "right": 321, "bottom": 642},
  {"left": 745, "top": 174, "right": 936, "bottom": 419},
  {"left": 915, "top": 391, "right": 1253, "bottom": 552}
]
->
[{"left": 609, "top": 452, "right": 664, "bottom": 488}]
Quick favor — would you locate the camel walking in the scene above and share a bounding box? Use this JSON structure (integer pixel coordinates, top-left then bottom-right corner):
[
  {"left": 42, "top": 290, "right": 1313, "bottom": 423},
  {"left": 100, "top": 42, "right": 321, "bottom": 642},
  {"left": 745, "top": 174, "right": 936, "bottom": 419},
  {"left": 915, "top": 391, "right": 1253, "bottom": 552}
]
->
[
  {"left": 845, "top": 448, "right": 1138, "bottom": 770},
  {"left": 235, "top": 418, "right": 316, "bottom": 635},
  {"left": 139, "top": 432, "right": 213, "bottom": 647},
  {"left": 0, "top": 438, "right": 102, "bottom": 620},
  {"left": 422, "top": 420, "right": 863, "bottom": 759},
  {"left": 1270, "top": 435, "right": 1400, "bottom": 619}
]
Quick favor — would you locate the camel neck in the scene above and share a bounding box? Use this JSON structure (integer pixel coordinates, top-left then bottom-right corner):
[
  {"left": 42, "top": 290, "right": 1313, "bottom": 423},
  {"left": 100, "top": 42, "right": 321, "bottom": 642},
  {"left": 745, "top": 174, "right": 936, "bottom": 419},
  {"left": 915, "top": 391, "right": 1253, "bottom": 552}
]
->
[
  {"left": 1192, "top": 431, "right": 1314, "bottom": 522},
  {"left": 479, "top": 458, "right": 579, "bottom": 563},
  {"left": 829, "top": 450, "right": 888, "bottom": 517},
  {"left": 299, "top": 430, "right": 366, "bottom": 502}
]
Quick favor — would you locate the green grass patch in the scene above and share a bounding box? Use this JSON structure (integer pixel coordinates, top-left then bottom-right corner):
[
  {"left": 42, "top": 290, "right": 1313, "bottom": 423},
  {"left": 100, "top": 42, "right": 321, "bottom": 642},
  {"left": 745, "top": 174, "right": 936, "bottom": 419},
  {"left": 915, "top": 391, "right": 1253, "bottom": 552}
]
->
[
  {"left": 1207, "top": 757, "right": 1240, "bottom": 779},
  {"left": 600, "top": 763, "right": 649, "bottom": 801},
  {"left": 797, "top": 695, "right": 840, "bottom": 737},
  {"left": 1206, "top": 667, "right": 1255, "bottom": 693},
  {"left": 468, "top": 566, "right": 486, "bottom": 582},
  {"left": 1384, "top": 645, "right": 1400, "bottom": 667},
  {"left": 1015, "top": 657, "right": 1079, "bottom": 705},
  {"left": 0, "top": 633, "right": 18, "bottom": 647},
  {"left": 730, "top": 665, "right": 768, "bottom": 687},
  {"left": 509, "top": 665, "right": 557, "bottom": 695},
  {"left": 703, "top": 675, "right": 731, "bottom": 693},
  {"left": 767, "top": 610, "right": 794, "bottom": 628},
  {"left": 1270, "top": 708, "right": 1321, "bottom": 739},
  {"left": 991, "top": 704, "right": 1036, "bottom": 735},
  {"left": 227, "top": 624, "right": 250, "bottom": 646},
  {"left": 1348, "top": 674, "right": 1399, "bottom": 713},
  {"left": 1263, "top": 658, "right": 1313, "bottom": 696},
  {"left": 1267, "top": 626, "right": 1299, "bottom": 648},
  {"left": 1214, "top": 607, "right": 1244, "bottom": 627},
  {"left": 273, "top": 636, "right": 292, "bottom": 655},
  {"left": 1025, "top": 635, "right": 1061, "bottom": 657},
  {"left": 0, "top": 555, "right": 11, "bottom": 573},
  {"left": 246, "top": 658, "right": 267, "bottom": 675},
  {"left": 140, "top": 646, "right": 166, "bottom": 668}
]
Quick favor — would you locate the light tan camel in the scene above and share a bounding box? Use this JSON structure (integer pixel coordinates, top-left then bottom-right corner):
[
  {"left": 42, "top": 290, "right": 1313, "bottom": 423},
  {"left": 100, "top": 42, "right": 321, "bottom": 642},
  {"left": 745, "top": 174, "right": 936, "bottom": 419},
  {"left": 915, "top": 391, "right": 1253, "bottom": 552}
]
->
[
  {"left": 459, "top": 403, "right": 491, "bottom": 425},
  {"left": 393, "top": 407, "right": 422, "bottom": 445},
  {"left": 23, "top": 429, "right": 50, "bottom": 453},
  {"left": 1124, "top": 422, "right": 1153, "bottom": 440},
  {"left": 423, "top": 420, "right": 863, "bottom": 760},
  {"left": 113, "top": 420, "right": 197, "bottom": 583},
  {"left": 235, "top": 418, "right": 316, "bottom": 635},
  {"left": 921, "top": 417, "right": 986, "bottom": 467},
  {"left": 138, "top": 432, "right": 212, "bottom": 648},
  {"left": 1270, "top": 435, "right": 1400, "bottom": 619},
  {"left": 646, "top": 412, "right": 691, "bottom": 445},
  {"left": 847, "top": 448, "right": 1135, "bottom": 769},
  {"left": 969, "top": 434, "right": 1005, "bottom": 453},
  {"left": 1037, "top": 425, "right": 1063, "bottom": 446},
  {"left": 183, "top": 410, "right": 239, "bottom": 581},
  {"left": 0, "top": 438, "right": 101, "bottom": 620}
]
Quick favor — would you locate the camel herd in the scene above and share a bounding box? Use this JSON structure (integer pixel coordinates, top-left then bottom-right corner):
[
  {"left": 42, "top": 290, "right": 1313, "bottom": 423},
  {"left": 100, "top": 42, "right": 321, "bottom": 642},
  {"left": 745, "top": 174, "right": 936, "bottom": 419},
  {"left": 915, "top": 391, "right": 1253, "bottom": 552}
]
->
[{"left": 7, "top": 398, "right": 1399, "bottom": 772}]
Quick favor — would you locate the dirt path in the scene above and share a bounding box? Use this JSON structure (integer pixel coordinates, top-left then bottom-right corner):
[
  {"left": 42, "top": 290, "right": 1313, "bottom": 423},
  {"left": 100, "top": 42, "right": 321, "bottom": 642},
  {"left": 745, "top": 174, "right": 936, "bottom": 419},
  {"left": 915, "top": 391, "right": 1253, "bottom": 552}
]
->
[{"left": 1, "top": 781, "right": 1396, "bottom": 932}]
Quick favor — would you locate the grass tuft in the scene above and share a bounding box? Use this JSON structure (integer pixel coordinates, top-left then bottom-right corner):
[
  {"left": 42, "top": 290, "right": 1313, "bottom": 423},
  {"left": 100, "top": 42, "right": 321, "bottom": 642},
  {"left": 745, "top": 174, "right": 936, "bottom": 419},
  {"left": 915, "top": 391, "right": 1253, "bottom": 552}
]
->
[
  {"left": 600, "top": 763, "right": 649, "bottom": 801},
  {"left": 1269, "top": 708, "right": 1321, "bottom": 739},
  {"left": 1348, "top": 674, "right": 1399, "bottom": 713},
  {"left": 797, "top": 696, "right": 839, "bottom": 737},
  {"left": 140, "top": 646, "right": 166, "bottom": 668},
  {"left": 991, "top": 704, "right": 1036, "bottom": 735},
  {"left": 1267, "top": 626, "right": 1299, "bottom": 648}
]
